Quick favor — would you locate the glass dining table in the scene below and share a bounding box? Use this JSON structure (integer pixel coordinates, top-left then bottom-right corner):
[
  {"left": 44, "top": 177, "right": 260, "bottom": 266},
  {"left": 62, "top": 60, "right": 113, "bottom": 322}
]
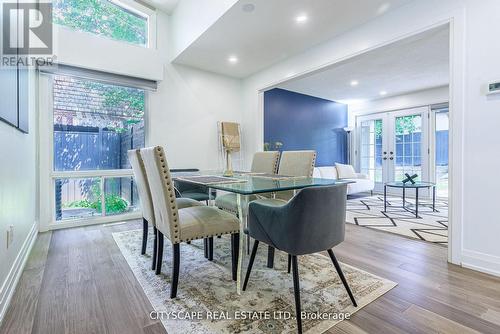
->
[{"left": 171, "top": 170, "right": 351, "bottom": 294}]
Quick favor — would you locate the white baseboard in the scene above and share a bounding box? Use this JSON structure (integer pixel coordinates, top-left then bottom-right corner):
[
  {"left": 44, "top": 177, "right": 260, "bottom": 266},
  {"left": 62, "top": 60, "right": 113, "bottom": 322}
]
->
[
  {"left": 462, "top": 249, "right": 500, "bottom": 277},
  {"left": 0, "top": 221, "right": 39, "bottom": 325}
]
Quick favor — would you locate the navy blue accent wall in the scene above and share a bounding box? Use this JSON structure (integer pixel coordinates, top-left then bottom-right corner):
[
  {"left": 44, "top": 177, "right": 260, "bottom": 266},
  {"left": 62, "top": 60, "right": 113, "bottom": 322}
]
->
[{"left": 264, "top": 88, "right": 348, "bottom": 167}]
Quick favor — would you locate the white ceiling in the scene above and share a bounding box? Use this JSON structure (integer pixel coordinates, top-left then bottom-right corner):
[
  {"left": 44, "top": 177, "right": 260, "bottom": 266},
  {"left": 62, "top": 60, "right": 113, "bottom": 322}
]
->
[
  {"left": 140, "top": 0, "right": 179, "bottom": 14},
  {"left": 278, "top": 25, "right": 450, "bottom": 103},
  {"left": 173, "top": 0, "right": 412, "bottom": 78}
]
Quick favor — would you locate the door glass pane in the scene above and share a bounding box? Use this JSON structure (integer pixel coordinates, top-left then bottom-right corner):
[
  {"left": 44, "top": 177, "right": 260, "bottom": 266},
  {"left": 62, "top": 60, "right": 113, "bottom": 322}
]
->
[
  {"left": 394, "top": 115, "right": 422, "bottom": 181},
  {"left": 435, "top": 110, "right": 449, "bottom": 197},
  {"left": 360, "top": 119, "right": 383, "bottom": 182}
]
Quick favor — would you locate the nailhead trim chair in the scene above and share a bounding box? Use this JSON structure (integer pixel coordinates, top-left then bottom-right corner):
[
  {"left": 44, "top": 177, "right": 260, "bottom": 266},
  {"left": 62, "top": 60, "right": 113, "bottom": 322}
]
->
[
  {"left": 128, "top": 150, "right": 203, "bottom": 270},
  {"left": 242, "top": 184, "right": 357, "bottom": 334},
  {"left": 140, "top": 146, "right": 240, "bottom": 298}
]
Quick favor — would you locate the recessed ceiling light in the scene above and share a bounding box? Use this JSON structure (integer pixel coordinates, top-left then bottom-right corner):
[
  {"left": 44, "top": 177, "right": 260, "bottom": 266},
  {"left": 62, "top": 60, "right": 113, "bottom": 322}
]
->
[
  {"left": 377, "top": 3, "right": 391, "bottom": 15},
  {"left": 242, "top": 3, "right": 255, "bottom": 13},
  {"left": 350, "top": 80, "right": 359, "bottom": 87},
  {"left": 295, "top": 14, "right": 308, "bottom": 23},
  {"left": 380, "top": 90, "right": 387, "bottom": 96},
  {"left": 228, "top": 56, "right": 238, "bottom": 64}
]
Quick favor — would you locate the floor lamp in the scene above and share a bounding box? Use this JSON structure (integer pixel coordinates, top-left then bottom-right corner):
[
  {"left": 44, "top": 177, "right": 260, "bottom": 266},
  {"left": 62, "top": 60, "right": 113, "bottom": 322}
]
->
[{"left": 343, "top": 127, "right": 354, "bottom": 165}]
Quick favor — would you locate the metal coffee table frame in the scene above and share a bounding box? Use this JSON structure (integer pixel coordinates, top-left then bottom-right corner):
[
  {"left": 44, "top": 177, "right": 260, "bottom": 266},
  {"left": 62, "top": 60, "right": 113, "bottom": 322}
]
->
[{"left": 383, "top": 181, "right": 437, "bottom": 218}]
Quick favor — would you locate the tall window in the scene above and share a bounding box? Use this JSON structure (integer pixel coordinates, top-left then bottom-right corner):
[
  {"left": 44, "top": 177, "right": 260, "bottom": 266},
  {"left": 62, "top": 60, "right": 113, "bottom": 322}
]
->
[
  {"left": 434, "top": 109, "right": 449, "bottom": 197},
  {"left": 53, "top": 75, "right": 145, "bottom": 221},
  {"left": 53, "top": 0, "right": 149, "bottom": 46},
  {"left": 360, "top": 119, "right": 383, "bottom": 182}
]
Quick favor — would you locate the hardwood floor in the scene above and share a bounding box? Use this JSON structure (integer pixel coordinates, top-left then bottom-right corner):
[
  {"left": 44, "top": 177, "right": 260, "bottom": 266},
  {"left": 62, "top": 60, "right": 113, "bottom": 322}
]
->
[{"left": 1, "top": 221, "right": 500, "bottom": 334}]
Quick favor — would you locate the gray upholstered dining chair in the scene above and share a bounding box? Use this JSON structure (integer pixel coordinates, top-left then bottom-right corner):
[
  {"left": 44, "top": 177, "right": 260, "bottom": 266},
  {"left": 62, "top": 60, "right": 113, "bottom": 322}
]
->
[
  {"left": 140, "top": 146, "right": 240, "bottom": 298},
  {"left": 215, "top": 151, "right": 280, "bottom": 215},
  {"left": 242, "top": 184, "right": 357, "bottom": 334},
  {"left": 264, "top": 150, "right": 316, "bottom": 267},
  {"left": 128, "top": 150, "right": 203, "bottom": 270}
]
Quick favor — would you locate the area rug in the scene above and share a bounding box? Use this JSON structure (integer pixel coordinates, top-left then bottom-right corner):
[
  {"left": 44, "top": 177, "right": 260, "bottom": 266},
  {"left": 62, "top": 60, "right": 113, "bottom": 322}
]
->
[
  {"left": 113, "top": 229, "right": 396, "bottom": 334},
  {"left": 347, "top": 195, "right": 448, "bottom": 245}
]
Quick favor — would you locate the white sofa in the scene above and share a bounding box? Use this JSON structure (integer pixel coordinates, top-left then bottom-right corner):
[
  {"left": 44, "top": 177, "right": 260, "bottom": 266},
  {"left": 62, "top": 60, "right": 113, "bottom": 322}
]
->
[{"left": 313, "top": 166, "right": 375, "bottom": 195}]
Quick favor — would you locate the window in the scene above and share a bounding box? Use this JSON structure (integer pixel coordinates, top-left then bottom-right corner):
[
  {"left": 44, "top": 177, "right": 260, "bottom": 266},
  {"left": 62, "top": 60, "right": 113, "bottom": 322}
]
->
[
  {"left": 53, "top": 75, "right": 145, "bottom": 221},
  {"left": 53, "top": 0, "right": 150, "bottom": 46},
  {"left": 434, "top": 108, "right": 449, "bottom": 198}
]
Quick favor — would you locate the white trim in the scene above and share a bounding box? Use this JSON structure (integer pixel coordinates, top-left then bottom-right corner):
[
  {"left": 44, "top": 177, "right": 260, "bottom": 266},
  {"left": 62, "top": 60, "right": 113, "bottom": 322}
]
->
[
  {"left": 462, "top": 249, "right": 500, "bottom": 277},
  {"left": 51, "top": 169, "right": 134, "bottom": 178},
  {"left": 0, "top": 222, "right": 39, "bottom": 325},
  {"left": 47, "top": 214, "right": 141, "bottom": 231}
]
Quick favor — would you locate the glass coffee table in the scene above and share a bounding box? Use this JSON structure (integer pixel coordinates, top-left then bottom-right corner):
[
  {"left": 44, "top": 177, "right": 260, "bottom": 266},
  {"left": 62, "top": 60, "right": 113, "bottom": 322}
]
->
[{"left": 384, "top": 181, "right": 437, "bottom": 218}]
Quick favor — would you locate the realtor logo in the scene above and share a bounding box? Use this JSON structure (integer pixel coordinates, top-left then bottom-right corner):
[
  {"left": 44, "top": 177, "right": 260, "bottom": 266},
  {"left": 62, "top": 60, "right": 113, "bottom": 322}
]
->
[{"left": 2, "top": 2, "right": 52, "bottom": 55}]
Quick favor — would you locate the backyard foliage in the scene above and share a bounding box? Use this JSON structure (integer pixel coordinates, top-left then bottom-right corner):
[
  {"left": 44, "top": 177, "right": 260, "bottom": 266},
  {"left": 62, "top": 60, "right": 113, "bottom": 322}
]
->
[
  {"left": 53, "top": 0, "right": 148, "bottom": 46},
  {"left": 64, "top": 180, "right": 129, "bottom": 214},
  {"left": 374, "top": 115, "right": 419, "bottom": 138}
]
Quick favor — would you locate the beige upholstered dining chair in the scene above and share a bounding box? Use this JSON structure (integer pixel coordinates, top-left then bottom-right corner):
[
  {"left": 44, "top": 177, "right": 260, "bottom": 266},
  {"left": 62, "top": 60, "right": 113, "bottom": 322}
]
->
[
  {"left": 127, "top": 149, "right": 202, "bottom": 271},
  {"left": 216, "top": 151, "right": 280, "bottom": 215},
  {"left": 274, "top": 150, "right": 317, "bottom": 201},
  {"left": 140, "top": 146, "right": 240, "bottom": 298}
]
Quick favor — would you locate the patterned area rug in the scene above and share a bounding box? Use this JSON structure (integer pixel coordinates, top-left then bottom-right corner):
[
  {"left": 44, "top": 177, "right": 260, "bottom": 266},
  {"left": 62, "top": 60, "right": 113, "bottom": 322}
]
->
[
  {"left": 347, "top": 195, "right": 448, "bottom": 245},
  {"left": 113, "top": 229, "right": 396, "bottom": 334}
]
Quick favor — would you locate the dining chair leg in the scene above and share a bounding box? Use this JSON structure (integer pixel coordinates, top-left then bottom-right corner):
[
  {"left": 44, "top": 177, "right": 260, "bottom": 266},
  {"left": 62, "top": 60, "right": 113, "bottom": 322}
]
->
[
  {"left": 208, "top": 237, "right": 214, "bottom": 261},
  {"left": 287, "top": 254, "right": 292, "bottom": 273},
  {"left": 243, "top": 240, "right": 259, "bottom": 291},
  {"left": 141, "top": 218, "right": 148, "bottom": 255},
  {"left": 156, "top": 231, "right": 164, "bottom": 275},
  {"left": 267, "top": 246, "right": 275, "bottom": 268},
  {"left": 291, "top": 255, "right": 303, "bottom": 334},
  {"left": 170, "top": 243, "right": 180, "bottom": 298},
  {"left": 204, "top": 238, "right": 208, "bottom": 258},
  {"left": 327, "top": 249, "right": 357, "bottom": 307},
  {"left": 231, "top": 233, "right": 240, "bottom": 281},
  {"left": 152, "top": 227, "right": 157, "bottom": 270}
]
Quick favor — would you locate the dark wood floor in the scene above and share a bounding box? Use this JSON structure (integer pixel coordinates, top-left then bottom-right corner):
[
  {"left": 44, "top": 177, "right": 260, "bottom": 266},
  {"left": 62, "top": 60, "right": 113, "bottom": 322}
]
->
[{"left": 2, "top": 221, "right": 500, "bottom": 334}]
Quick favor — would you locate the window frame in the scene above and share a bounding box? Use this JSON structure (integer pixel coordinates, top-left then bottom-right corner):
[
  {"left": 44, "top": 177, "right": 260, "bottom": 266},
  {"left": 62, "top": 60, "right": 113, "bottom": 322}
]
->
[
  {"left": 53, "top": 0, "right": 157, "bottom": 49},
  {"left": 38, "top": 72, "right": 149, "bottom": 231}
]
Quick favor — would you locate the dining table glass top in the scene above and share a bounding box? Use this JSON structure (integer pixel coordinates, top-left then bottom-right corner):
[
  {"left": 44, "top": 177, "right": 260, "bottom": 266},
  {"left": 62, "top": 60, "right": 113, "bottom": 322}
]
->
[{"left": 171, "top": 170, "right": 351, "bottom": 195}]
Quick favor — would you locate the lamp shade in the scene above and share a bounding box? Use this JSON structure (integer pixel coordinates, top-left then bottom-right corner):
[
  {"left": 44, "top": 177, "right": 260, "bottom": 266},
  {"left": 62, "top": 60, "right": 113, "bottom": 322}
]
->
[{"left": 221, "top": 122, "right": 241, "bottom": 152}]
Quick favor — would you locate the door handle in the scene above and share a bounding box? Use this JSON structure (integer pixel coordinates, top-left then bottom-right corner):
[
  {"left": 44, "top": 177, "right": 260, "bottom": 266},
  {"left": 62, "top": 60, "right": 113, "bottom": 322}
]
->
[
  {"left": 383, "top": 157, "right": 387, "bottom": 160},
  {"left": 389, "top": 152, "right": 394, "bottom": 155},
  {"left": 389, "top": 157, "right": 394, "bottom": 160}
]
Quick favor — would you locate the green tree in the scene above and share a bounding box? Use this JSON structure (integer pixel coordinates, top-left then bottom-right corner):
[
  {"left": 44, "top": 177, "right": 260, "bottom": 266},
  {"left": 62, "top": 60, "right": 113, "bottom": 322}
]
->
[{"left": 53, "top": 0, "right": 147, "bottom": 46}]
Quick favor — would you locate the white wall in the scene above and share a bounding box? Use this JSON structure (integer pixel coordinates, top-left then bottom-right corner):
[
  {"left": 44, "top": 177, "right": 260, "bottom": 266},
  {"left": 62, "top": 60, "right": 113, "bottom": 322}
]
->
[
  {"left": 348, "top": 85, "right": 449, "bottom": 126},
  {"left": 240, "top": 0, "right": 500, "bottom": 276},
  {"left": 0, "top": 70, "right": 38, "bottom": 320},
  {"left": 54, "top": 26, "right": 164, "bottom": 81},
  {"left": 148, "top": 11, "right": 243, "bottom": 170},
  {"left": 169, "top": 0, "right": 238, "bottom": 61}
]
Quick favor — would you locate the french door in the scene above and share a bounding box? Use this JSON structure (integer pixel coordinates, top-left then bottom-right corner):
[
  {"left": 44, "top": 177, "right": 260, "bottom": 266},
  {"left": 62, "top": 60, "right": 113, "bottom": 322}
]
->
[{"left": 357, "top": 107, "right": 430, "bottom": 194}]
